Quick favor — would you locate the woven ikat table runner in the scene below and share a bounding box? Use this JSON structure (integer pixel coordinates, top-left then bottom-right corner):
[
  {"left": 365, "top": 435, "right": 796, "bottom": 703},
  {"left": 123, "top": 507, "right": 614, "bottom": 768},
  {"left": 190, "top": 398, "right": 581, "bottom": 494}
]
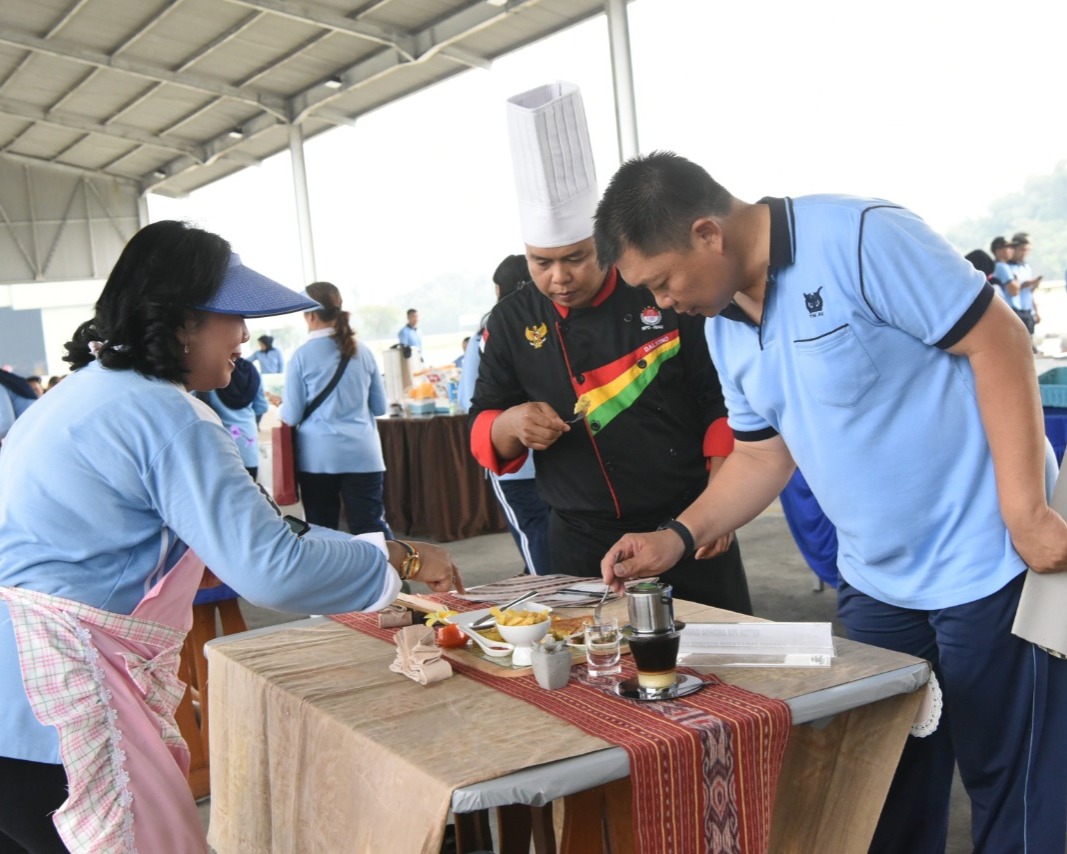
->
[{"left": 332, "top": 594, "right": 790, "bottom": 854}]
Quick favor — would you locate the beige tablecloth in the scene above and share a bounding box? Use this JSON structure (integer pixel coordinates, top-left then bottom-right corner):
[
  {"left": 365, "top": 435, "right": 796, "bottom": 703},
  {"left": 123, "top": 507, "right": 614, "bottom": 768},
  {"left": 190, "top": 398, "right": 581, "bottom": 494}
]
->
[{"left": 206, "top": 620, "right": 611, "bottom": 854}]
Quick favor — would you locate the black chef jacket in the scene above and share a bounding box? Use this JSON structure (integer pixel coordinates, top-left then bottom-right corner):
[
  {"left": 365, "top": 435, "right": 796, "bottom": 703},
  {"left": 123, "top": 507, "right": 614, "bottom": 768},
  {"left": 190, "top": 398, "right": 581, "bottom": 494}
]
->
[{"left": 468, "top": 269, "right": 728, "bottom": 523}]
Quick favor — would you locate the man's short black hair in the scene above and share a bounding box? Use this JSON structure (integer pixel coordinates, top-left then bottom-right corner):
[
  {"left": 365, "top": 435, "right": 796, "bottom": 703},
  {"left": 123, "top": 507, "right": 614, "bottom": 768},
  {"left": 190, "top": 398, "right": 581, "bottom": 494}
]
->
[{"left": 594, "top": 151, "right": 733, "bottom": 268}]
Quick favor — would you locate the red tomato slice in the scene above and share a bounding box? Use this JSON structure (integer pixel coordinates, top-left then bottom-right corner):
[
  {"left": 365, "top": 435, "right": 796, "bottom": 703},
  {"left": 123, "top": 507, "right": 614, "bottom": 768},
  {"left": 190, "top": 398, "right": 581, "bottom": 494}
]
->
[{"left": 434, "top": 624, "right": 468, "bottom": 649}]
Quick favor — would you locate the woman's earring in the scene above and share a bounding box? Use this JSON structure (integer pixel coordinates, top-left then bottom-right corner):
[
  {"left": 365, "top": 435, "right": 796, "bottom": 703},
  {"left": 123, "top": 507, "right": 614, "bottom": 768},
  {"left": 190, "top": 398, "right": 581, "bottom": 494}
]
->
[{"left": 183, "top": 344, "right": 189, "bottom": 354}]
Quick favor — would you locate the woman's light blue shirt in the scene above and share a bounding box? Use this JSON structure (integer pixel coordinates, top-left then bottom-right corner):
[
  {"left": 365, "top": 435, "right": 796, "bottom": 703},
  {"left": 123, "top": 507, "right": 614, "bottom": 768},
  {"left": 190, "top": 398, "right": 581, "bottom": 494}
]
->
[
  {"left": 249, "top": 348, "right": 284, "bottom": 374},
  {"left": 1, "top": 387, "right": 34, "bottom": 441},
  {"left": 201, "top": 384, "right": 268, "bottom": 469},
  {"left": 0, "top": 360, "right": 400, "bottom": 763},
  {"left": 280, "top": 330, "right": 387, "bottom": 473}
]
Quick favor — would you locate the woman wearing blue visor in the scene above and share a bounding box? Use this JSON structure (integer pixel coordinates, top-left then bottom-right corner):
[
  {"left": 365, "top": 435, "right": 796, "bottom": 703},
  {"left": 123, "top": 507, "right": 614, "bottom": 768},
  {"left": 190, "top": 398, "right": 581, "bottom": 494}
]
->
[{"left": 0, "top": 220, "right": 463, "bottom": 853}]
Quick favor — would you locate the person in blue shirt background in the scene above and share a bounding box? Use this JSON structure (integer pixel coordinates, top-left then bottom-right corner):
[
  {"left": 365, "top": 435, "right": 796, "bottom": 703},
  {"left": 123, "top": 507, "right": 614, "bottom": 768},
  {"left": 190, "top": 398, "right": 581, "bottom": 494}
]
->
[
  {"left": 459, "top": 253, "right": 552, "bottom": 576},
  {"left": 281, "top": 281, "right": 393, "bottom": 537},
  {"left": 0, "top": 369, "right": 36, "bottom": 444},
  {"left": 397, "top": 307, "right": 422, "bottom": 350},
  {"left": 989, "top": 235, "right": 1016, "bottom": 302},
  {"left": 0, "top": 221, "right": 461, "bottom": 852},
  {"left": 594, "top": 152, "right": 1067, "bottom": 853},
  {"left": 197, "top": 355, "right": 269, "bottom": 480},
  {"left": 248, "top": 333, "right": 284, "bottom": 373},
  {"left": 1007, "top": 232, "right": 1042, "bottom": 351}
]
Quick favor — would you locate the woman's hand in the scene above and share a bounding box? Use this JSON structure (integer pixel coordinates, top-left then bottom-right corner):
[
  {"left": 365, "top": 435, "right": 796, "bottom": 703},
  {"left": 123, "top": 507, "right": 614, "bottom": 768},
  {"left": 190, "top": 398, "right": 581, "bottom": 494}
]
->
[
  {"left": 265, "top": 391, "right": 282, "bottom": 407},
  {"left": 406, "top": 541, "right": 465, "bottom": 593}
]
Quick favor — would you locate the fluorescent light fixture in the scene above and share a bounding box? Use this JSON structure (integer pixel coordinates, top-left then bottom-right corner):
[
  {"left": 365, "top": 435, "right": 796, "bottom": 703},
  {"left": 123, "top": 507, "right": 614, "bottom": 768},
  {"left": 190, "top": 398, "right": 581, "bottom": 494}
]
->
[
  {"left": 486, "top": 0, "right": 507, "bottom": 5},
  {"left": 227, "top": 128, "right": 244, "bottom": 140},
  {"left": 324, "top": 76, "right": 343, "bottom": 89}
]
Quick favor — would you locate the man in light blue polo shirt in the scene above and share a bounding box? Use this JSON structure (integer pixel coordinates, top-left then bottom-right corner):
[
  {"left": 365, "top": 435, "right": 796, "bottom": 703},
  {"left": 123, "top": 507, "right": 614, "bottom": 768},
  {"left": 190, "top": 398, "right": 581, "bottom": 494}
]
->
[
  {"left": 988, "top": 235, "right": 1015, "bottom": 301},
  {"left": 592, "top": 152, "right": 1067, "bottom": 853},
  {"left": 397, "top": 308, "right": 422, "bottom": 350},
  {"left": 1007, "top": 232, "right": 1042, "bottom": 351}
]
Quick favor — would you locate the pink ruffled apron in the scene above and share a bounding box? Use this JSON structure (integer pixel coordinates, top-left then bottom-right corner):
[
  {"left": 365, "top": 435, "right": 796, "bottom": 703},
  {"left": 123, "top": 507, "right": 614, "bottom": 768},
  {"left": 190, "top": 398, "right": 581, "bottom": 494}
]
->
[{"left": 1, "top": 547, "right": 208, "bottom": 853}]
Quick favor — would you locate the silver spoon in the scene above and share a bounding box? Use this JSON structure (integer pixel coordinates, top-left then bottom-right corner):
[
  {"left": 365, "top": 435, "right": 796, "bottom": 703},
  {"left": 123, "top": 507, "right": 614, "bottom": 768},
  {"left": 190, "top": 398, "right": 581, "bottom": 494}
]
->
[
  {"left": 593, "top": 586, "right": 611, "bottom": 625},
  {"left": 467, "top": 589, "right": 540, "bottom": 630},
  {"left": 456, "top": 626, "right": 514, "bottom": 658}
]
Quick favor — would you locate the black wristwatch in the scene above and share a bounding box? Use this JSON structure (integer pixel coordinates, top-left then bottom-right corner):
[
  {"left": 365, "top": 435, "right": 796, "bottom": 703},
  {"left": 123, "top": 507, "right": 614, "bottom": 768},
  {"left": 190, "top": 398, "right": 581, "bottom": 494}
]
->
[{"left": 657, "top": 518, "right": 695, "bottom": 557}]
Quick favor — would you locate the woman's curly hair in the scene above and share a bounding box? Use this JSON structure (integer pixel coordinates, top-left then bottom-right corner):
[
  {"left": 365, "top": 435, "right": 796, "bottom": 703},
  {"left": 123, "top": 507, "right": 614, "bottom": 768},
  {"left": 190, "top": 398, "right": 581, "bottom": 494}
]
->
[
  {"left": 305, "top": 281, "right": 357, "bottom": 359},
  {"left": 64, "top": 221, "right": 231, "bottom": 382}
]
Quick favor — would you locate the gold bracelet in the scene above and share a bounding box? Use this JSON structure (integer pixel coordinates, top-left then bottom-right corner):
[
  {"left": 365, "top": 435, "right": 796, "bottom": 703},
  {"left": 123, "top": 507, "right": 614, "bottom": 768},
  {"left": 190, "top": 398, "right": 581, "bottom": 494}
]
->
[{"left": 395, "top": 540, "right": 421, "bottom": 580}]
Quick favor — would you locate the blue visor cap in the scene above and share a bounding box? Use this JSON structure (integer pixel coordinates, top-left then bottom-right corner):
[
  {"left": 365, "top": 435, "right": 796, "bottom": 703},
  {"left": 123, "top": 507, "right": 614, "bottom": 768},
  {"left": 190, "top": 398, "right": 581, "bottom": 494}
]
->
[{"left": 195, "top": 253, "right": 320, "bottom": 317}]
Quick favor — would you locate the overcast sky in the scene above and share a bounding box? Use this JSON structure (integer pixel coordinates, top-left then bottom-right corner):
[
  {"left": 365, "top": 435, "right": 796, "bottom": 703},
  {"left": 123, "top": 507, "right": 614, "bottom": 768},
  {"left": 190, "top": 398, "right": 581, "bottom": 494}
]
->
[{"left": 149, "top": 0, "right": 1066, "bottom": 321}]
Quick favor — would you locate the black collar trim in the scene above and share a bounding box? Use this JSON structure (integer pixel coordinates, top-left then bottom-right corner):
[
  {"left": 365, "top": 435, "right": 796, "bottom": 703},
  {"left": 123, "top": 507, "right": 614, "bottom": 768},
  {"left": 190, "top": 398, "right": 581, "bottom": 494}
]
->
[
  {"left": 719, "top": 197, "right": 794, "bottom": 326},
  {"left": 758, "top": 196, "right": 796, "bottom": 274}
]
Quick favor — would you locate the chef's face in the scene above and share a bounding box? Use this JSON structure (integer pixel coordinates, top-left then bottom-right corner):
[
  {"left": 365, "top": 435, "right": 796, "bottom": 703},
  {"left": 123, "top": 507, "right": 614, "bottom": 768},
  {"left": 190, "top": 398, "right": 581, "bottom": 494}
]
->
[
  {"left": 525, "top": 238, "right": 605, "bottom": 310},
  {"left": 180, "top": 312, "right": 249, "bottom": 391}
]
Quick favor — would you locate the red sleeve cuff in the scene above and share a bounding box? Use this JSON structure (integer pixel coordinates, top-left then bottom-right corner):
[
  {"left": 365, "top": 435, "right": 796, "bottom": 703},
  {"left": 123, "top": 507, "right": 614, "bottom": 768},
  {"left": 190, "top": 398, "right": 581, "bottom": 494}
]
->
[
  {"left": 471, "top": 410, "right": 529, "bottom": 475},
  {"left": 703, "top": 417, "right": 734, "bottom": 461}
]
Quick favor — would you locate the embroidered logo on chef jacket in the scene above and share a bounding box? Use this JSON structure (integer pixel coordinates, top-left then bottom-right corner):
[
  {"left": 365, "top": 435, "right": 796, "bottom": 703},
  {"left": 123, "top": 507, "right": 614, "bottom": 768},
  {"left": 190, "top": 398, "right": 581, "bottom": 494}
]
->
[
  {"left": 639, "top": 306, "right": 663, "bottom": 330},
  {"left": 525, "top": 323, "right": 549, "bottom": 349},
  {"left": 804, "top": 286, "right": 824, "bottom": 317}
]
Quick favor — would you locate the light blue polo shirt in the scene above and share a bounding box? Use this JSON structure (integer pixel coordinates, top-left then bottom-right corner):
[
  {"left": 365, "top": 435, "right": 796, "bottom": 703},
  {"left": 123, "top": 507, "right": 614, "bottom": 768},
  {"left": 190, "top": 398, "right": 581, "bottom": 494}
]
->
[
  {"left": 992, "top": 260, "right": 1015, "bottom": 303},
  {"left": 398, "top": 325, "right": 422, "bottom": 349},
  {"left": 1008, "top": 260, "right": 1035, "bottom": 312},
  {"left": 706, "top": 195, "right": 1022, "bottom": 609}
]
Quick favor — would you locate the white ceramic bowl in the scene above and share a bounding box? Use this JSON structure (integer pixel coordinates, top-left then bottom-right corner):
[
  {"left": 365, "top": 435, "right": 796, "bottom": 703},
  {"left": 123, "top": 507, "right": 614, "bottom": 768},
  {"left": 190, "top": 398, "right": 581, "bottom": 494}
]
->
[{"left": 493, "top": 602, "right": 552, "bottom": 647}]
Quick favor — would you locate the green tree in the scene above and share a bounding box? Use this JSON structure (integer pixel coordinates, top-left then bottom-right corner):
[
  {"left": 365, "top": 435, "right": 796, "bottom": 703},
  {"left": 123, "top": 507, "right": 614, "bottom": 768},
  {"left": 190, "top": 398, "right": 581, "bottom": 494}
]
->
[
  {"left": 946, "top": 161, "right": 1067, "bottom": 279},
  {"left": 354, "top": 304, "right": 403, "bottom": 340}
]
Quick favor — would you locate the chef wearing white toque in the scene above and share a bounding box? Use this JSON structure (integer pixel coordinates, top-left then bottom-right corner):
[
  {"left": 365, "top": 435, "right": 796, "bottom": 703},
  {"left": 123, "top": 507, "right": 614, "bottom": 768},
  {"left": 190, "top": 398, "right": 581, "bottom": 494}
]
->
[{"left": 466, "top": 81, "right": 752, "bottom": 612}]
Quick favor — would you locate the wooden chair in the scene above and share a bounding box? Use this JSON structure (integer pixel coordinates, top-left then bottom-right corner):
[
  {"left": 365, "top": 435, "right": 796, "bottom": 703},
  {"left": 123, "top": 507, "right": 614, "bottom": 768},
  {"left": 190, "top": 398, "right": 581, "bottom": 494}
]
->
[{"left": 178, "top": 581, "right": 248, "bottom": 799}]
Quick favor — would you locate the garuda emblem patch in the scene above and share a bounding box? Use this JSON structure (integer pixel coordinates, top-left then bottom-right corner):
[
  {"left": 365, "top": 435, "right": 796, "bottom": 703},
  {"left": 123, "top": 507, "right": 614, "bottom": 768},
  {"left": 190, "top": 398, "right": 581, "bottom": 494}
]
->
[{"left": 525, "top": 323, "right": 548, "bottom": 349}]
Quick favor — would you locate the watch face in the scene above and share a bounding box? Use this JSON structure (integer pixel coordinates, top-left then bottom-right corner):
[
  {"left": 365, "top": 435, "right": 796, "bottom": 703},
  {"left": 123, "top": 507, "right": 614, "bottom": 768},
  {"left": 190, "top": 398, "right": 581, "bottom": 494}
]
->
[{"left": 284, "top": 515, "right": 310, "bottom": 537}]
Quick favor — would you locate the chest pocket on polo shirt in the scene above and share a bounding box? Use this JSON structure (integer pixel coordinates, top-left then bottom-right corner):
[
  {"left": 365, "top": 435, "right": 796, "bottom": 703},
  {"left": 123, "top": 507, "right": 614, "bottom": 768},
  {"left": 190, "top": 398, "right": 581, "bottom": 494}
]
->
[{"left": 793, "top": 324, "right": 879, "bottom": 407}]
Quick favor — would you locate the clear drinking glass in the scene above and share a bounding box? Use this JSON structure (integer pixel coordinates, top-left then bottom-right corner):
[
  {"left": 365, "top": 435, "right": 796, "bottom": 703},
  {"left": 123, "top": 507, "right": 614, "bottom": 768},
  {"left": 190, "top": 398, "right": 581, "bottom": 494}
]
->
[{"left": 584, "top": 618, "right": 622, "bottom": 677}]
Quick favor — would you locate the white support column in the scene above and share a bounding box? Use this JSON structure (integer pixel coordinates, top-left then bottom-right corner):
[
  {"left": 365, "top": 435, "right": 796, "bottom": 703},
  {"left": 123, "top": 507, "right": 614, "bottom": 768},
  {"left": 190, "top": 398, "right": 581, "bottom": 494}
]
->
[
  {"left": 605, "top": 0, "right": 639, "bottom": 163},
  {"left": 288, "top": 123, "right": 317, "bottom": 284}
]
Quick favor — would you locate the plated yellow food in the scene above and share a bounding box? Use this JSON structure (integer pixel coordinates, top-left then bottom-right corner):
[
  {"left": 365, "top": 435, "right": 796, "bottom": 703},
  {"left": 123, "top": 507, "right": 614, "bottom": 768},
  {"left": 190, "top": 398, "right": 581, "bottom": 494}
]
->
[
  {"left": 490, "top": 606, "right": 550, "bottom": 627},
  {"left": 475, "top": 627, "right": 505, "bottom": 643}
]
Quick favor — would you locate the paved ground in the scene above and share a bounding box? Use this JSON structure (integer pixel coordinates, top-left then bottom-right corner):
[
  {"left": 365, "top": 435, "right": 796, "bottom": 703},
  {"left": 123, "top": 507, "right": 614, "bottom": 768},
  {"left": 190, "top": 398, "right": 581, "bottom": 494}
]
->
[{"left": 201, "top": 501, "right": 973, "bottom": 852}]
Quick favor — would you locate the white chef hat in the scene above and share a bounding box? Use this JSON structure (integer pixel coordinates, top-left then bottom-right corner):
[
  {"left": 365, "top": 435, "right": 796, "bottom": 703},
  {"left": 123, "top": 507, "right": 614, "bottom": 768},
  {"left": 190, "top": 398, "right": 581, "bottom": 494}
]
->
[{"left": 506, "top": 81, "right": 598, "bottom": 249}]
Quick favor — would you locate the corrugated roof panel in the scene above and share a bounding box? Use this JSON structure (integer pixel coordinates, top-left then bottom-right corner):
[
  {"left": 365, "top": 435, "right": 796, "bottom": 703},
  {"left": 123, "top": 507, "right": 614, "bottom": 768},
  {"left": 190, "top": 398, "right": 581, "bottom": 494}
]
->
[{"left": 0, "top": 0, "right": 619, "bottom": 197}]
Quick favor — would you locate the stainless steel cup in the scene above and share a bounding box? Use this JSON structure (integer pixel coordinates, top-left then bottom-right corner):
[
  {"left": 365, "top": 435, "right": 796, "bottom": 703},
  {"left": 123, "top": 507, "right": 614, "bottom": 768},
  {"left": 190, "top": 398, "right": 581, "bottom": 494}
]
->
[{"left": 626, "top": 582, "right": 676, "bottom": 634}]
